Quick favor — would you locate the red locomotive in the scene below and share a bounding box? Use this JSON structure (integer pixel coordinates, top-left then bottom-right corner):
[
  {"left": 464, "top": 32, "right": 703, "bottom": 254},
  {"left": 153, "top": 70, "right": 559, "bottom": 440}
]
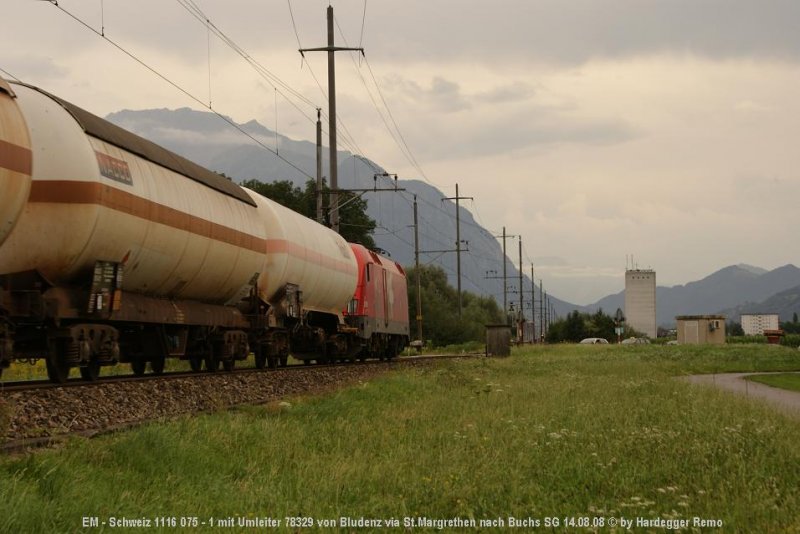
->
[{"left": 346, "top": 244, "right": 410, "bottom": 360}]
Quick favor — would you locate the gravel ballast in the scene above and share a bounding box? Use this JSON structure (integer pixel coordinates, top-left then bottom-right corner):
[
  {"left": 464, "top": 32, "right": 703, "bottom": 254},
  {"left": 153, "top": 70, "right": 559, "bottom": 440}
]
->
[{"left": 0, "top": 359, "right": 438, "bottom": 445}]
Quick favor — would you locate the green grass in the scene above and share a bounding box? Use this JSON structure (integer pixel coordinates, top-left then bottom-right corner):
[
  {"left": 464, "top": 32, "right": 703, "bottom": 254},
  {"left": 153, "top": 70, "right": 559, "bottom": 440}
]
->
[
  {"left": 1, "top": 344, "right": 800, "bottom": 532},
  {"left": 746, "top": 373, "right": 800, "bottom": 393}
]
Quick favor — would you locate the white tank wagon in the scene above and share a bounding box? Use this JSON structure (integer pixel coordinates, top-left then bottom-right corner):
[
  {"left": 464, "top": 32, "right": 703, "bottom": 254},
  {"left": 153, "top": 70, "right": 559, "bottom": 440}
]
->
[
  {"left": 246, "top": 191, "right": 358, "bottom": 360},
  {"left": 0, "top": 77, "right": 358, "bottom": 381},
  {"left": 1, "top": 82, "right": 267, "bottom": 305},
  {"left": 0, "top": 79, "right": 33, "bottom": 369}
]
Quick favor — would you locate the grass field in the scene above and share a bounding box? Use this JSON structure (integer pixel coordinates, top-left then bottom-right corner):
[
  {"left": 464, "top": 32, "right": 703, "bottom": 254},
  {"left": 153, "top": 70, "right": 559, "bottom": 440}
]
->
[
  {"left": 1, "top": 343, "right": 800, "bottom": 532},
  {"left": 746, "top": 373, "right": 800, "bottom": 393}
]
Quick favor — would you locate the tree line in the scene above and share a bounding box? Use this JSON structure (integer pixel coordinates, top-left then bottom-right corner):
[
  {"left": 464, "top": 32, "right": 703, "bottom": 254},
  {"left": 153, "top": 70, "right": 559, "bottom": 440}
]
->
[{"left": 545, "top": 310, "right": 643, "bottom": 343}]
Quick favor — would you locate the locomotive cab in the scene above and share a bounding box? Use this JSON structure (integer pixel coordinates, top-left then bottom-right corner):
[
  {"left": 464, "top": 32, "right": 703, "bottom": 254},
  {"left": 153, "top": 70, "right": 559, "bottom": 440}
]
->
[{"left": 346, "top": 244, "right": 409, "bottom": 359}]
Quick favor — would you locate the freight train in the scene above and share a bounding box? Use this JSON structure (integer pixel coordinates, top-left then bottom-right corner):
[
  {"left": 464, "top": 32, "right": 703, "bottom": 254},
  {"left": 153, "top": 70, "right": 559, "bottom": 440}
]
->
[{"left": 0, "top": 76, "right": 409, "bottom": 382}]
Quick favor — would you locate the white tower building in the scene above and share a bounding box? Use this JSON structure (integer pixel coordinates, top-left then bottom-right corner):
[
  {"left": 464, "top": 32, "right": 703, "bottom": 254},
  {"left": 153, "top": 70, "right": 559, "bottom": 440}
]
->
[{"left": 624, "top": 269, "right": 656, "bottom": 338}]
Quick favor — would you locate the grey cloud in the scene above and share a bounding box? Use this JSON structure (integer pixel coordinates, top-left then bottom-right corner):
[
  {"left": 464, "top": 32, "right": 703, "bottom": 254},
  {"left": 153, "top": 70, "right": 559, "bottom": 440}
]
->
[
  {"left": 392, "top": 76, "right": 471, "bottom": 113},
  {"left": 412, "top": 110, "right": 639, "bottom": 161},
  {"left": 475, "top": 82, "right": 536, "bottom": 104},
  {"left": 367, "top": 0, "right": 800, "bottom": 65},
  {"left": 10, "top": 0, "right": 800, "bottom": 83},
  {"left": 0, "top": 55, "right": 68, "bottom": 82}
]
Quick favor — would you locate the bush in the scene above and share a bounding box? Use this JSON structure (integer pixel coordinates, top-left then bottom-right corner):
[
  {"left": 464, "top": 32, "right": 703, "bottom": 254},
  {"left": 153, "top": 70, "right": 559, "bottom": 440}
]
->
[
  {"left": 782, "top": 334, "right": 800, "bottom": 349},
  {"left": 727, "top": 334, "right": 800, "bottom": 349},
  {"left": 727, "top": 336, "right": 767, "bottom": 344}
]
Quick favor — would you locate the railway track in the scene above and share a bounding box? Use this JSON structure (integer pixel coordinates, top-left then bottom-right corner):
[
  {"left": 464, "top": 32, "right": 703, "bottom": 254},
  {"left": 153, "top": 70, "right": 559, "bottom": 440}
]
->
[
  {"left": 0, "top": 353, "right": 481, "bottom": 454},
  {"left": 0, "top": 353, "right": 479, "bottom": 394}
]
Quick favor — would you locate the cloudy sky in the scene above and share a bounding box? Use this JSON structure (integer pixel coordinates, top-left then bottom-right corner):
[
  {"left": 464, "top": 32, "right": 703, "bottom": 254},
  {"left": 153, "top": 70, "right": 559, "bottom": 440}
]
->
[{"left": 3, "top": 0, "right": 799, "bottom": 304}]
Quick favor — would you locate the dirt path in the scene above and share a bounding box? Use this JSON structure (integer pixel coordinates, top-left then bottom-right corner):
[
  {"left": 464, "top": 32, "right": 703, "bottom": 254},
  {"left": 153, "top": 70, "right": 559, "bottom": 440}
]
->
[{"left": 682, "top": 372, "right": 800, "bottom": 417}]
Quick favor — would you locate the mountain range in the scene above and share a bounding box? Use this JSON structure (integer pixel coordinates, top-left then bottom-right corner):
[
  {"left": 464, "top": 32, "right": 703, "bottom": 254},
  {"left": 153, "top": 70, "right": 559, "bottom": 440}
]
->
[
  {"left": 106, "top": 108, "right": 799, "bottom": 329},
  {"left": 587, "top": 264, "right": 800, "bottom": 327}
]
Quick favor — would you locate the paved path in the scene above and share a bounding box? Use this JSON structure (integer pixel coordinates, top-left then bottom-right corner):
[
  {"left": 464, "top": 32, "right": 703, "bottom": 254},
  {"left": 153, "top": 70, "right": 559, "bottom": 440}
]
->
[{"left": 682, "top": 372, "right": 800, "bottom": 417}]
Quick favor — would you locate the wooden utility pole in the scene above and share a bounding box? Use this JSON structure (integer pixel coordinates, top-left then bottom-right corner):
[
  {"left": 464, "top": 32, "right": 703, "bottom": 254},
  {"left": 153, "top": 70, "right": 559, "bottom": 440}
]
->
[
  {"left": 539, "top": 279, "right": 544, "bottom": 343},
  {"left": 300, "top": 6, "right": 363, "bottom": 234},
  {"left": 315, "top": 108, "right": 323, "bottom": 224},
  {"left": 413, "top": 196, "right": 423, "bottom": 344},
  {"left": 518, "top": 237, "right": 524, "bottom": 323},
  {"left": 494, "top": 227, "right": 517, "bottom": 324},
  {"left": 502, "top": 227, "right": 508, "bottom": 323},
  {"left": 531, "top": 264, "right": 536, "bottom": 344},
  {"left": 443, "top": 183, "right": 473, "bottom": 318},
  {"left": 544, "top": 292, "right": 550, "bottom": 336}
]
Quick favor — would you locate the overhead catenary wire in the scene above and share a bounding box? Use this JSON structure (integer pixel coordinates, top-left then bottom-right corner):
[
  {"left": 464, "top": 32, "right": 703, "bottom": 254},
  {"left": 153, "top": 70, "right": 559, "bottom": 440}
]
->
[
  {"left": 0, "top": 66, "right": 20, "bottom": 82},
  {"left": 177, "top": 0, "right": 372, "bottom": 157},
  {"left": 286, "top": 0, "right": 365, "bottom": 158},
  {"left": 358, "top": 0, "right": 367, "bottom": 50},
  {"left": 176, "top": 0, "right": 316, "bottom": 118},
  {"left": 46, "top": 0, "right": 315, "bottom": 181},
  {"left": 342, "top": 53, "right": 440, "bottom": 192}
]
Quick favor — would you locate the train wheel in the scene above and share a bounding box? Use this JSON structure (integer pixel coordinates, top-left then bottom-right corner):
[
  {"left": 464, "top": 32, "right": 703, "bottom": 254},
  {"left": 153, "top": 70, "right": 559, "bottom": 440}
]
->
[
  {"left": 255, "top": 353, "right": 266, "bottom": 369},
  {"left": 222, "top": 359, "right": 235, "bottom": 372},
  {"left": 131, "top": 359, "right": 146, "bottom": 376},
  {"left": 46, "top": 345, "right": 70, "bottom": 384},
  {"left": 189, "top": 357, "right": 202, "bottom": 372},
  {"left": 79, "top": 360, "right": 100, "bottom": 381},
  {"left": 151, "top": 355, "right": 165, "bottom": 375}
]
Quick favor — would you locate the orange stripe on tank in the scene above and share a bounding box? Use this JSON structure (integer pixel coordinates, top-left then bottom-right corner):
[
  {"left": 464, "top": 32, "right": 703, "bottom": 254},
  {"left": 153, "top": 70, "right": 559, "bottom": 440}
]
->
[
  {"left": 28, "top": 180, "right": 354, "bottom": 273},
  {"left": 0, "top": 139, "right": 32, "bottom": 175}
]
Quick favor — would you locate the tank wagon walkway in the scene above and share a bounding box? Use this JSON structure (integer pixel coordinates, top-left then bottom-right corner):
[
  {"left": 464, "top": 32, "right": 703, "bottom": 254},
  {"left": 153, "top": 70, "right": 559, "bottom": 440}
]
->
[{"left": 682, "top": 372, "right": 800, "bottom": 418}]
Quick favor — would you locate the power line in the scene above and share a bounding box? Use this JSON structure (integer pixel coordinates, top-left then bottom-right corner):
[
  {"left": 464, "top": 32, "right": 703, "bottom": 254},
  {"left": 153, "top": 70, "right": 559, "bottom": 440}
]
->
[
  {"left": 362, "top": 55, "right": 439, "bottom": 187},
  {"left": 47, "top": 0, "right": 314, "bottom": 181},
  {"left": 0, "top": 66, "right": 20, "bottom": 82},
  {"left": 286, "top": 0, "right": 365, "bottom": 158},
  {"left": 176, "top": 1, "right": 318, "bottom": 122},
  {"left": 358, "top": 0, "right": 368, "bottom": 50}
]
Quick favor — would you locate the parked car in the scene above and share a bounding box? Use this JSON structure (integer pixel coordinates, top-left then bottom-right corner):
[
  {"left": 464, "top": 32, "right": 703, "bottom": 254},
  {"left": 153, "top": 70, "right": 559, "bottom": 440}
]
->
[
  {"left": 621, "top": 337, "right": 650, "bottom": 344},
  {"left": 580, "top": 337, "right": 609, "bottom": 344}
]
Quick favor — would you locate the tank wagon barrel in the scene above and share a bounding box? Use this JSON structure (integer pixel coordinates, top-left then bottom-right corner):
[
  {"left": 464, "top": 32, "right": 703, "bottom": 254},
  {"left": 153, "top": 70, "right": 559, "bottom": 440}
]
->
[
  {"left": 0, "top": 76, "right": 407, "bottom": 383},
  {"left": 0, "top": 78, "right": 33, "bottom": 250}
]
